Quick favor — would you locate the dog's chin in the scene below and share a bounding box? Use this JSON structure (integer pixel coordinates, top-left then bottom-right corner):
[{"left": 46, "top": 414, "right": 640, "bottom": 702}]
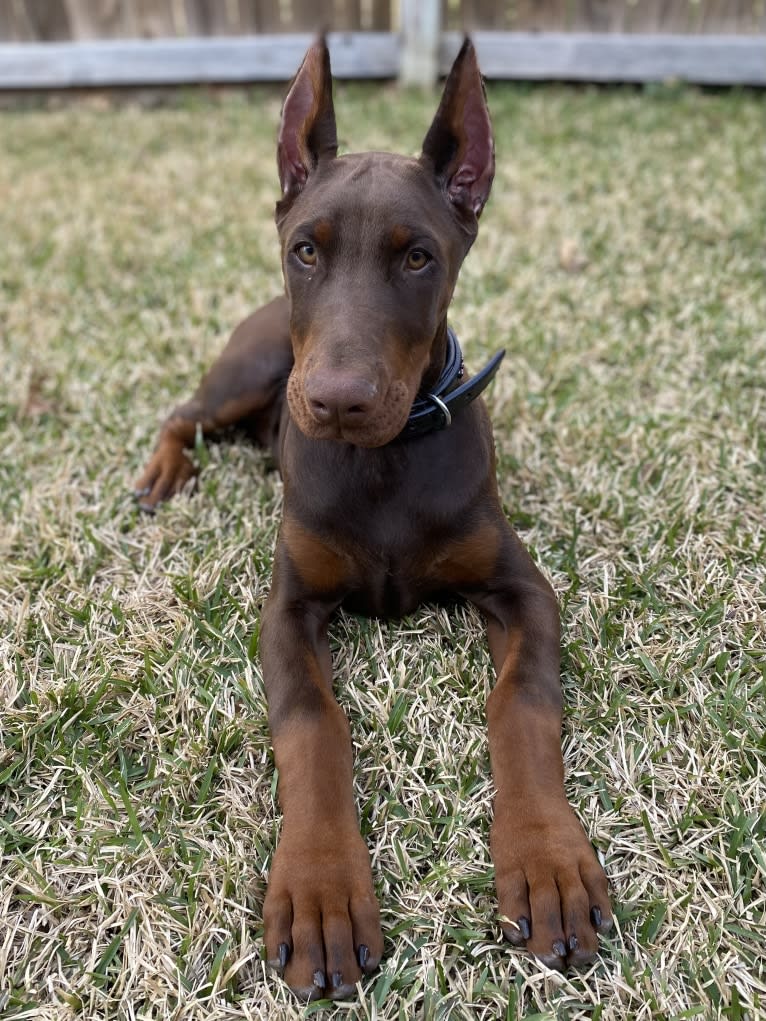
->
[
  {"left": 306, "top": 422, "right": 404, "bottom": 447},
  {"left": 287, "top": 377, "right": 412, "bottom": 448}
]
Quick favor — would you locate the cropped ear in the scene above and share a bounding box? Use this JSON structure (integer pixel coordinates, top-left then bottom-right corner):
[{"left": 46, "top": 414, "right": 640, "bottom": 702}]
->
[
  {"left": 277, "top": 37, "right": 338, "bottom": 200},
  {"left": 420, "top": 38, "right": 494, "bottom": 220}
]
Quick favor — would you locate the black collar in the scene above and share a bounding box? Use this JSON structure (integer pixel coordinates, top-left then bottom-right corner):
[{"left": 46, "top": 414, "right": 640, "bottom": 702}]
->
[{"left": 400, "top": 328, "right": 505, "bottom": 438}]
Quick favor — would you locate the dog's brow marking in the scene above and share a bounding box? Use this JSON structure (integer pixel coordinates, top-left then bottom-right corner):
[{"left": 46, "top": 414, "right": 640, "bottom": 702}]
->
[
  {"left": 313, "top": 219, "right": 333, "bottom": 245},
  {"left": 390, "top": 226, "right": 412, "bottom": 250}
]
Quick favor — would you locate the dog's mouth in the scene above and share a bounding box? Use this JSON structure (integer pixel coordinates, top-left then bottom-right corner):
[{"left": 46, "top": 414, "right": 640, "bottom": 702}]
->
[{"left": 286, "top": 372, "right": 414, "bottom": 447}]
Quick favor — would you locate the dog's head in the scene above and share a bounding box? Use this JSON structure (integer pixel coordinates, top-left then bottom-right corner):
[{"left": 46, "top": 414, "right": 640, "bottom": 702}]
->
[{"left": 275, "top": 38, "right": 494, "bottom": 447}]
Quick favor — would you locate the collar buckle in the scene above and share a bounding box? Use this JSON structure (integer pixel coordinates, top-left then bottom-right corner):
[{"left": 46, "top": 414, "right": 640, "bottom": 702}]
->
[{"left": 426, "top": 392, "right": 452, "bottom": 428}]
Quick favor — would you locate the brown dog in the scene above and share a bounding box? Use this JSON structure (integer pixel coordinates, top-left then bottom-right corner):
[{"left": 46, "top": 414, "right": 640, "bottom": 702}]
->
[{"left": 135, "top": 38, "right": 612, "bottom": 1000}]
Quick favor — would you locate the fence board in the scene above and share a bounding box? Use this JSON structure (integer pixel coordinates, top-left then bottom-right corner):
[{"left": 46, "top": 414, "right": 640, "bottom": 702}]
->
[
  {"left": 0, "top": 32, "right": 400, "bottom": 86},
  {"left": 443, "top": 0, "right": 765, "bottom": 32},
  {"left": 400, "top": 0, "right": 441, "bottom": 85},
  {"left": 20, "top": 0, "right": 72, "bottom": 40},
  {"left": 2, "top": 0, "right": 765, "bottom": 39},
  {"left": 182, "top": 0, "right": 240, "bottom": 35},
  {"left": 293, "top": 0, "right": 334, "bottom": 30},
  {"left": 2, "top": 29, "right": 764, "bottom": 87},
  {"left": 251, "top": 0, "right": 283, "bottom": 32},
  {"left": 369, "top": 0, "right": 391, "bottom": 30},
  {"left": 236, "top": 0, "right": 259, "bottom": 33},
  {"left": 569, "top": 1, "right": 621, "bottom": 32},
  {"left": 513, "top": 1, "right": 569, "bottom": 32},
  {"left": 698, "top": 0, "right": 764, "bottom": 32},
  {"left": 334, "top": 0, "right": 363, "bottom": 31},
  {"left": 461, "top": 0, "right": 506, "bottom": 29},
  {"left": 64, "top": 0, "right": 130, "bottom": 40},
  {"left": 446, "top": 29, "right": 766, "bottom": 82},
  {"left": 624, "top": 0, "right": 691, "bottom": 32},
  {"left": 0, "top": 3, "right": 23, "bottom": 41},
  {"left": 128, "top": 0, "right": 178, "bottom": 37}
]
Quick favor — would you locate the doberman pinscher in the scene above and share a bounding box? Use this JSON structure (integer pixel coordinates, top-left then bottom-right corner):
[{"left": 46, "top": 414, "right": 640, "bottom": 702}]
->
[{"left": 135, "top": 38, "right": 612, "bottom": 1000}]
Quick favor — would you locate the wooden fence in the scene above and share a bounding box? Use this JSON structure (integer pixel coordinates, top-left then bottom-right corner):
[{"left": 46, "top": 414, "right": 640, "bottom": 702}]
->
[
  {"left": 448, "top": 1, "right": 766, "bottom": 33},
  {"left": 2, "top": 1, "right": 764, "bottom": 40},
  {"left": 0, "top": 0, "right": 764, "bottom": 86}
]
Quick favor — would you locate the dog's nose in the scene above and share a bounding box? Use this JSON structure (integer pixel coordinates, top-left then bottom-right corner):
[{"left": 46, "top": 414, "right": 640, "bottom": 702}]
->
[{"left": 305, "top": 370, "right": 379, "bottom": 427}]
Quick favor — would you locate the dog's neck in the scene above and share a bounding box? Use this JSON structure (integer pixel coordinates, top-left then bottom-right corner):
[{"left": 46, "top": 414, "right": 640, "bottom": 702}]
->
[{"left": 401, "top": 328, "right": 505, "bottom": 439}]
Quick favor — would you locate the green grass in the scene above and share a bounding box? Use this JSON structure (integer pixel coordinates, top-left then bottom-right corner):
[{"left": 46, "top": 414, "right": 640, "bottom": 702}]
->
[{"left": 1, "top": 80, "right": 764, "bottom": 1020}]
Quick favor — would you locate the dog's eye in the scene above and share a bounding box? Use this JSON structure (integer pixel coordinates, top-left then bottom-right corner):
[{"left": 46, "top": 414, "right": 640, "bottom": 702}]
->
[
  {"left": 295, "top": 243, "right": 317, "bottom": 266},
  {"left": 406, "top": 248, "right": 430, "bottom": 272}
]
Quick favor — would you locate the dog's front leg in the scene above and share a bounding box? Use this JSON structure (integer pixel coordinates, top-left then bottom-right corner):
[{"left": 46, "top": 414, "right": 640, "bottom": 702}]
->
[
  {"left": 259, "top": 539, "right": 382, "bottom": 1001},
  {"left": 134, "top": 297, "right": 292, "bottom": 511},
  {"left": 466, "top": 528, "right": 613, "bottom": 970}
]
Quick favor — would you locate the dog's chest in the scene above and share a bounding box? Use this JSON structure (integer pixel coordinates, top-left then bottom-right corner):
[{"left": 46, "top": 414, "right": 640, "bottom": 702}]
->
[
  {"left": 341, "top": 567, "right": 429, "bottom": 619},
  {"left": 281, "top": 407, "right": 495, "bottom": 616},
  {"left": 288, "top": 467, "right": 489, "bottom": 617}
]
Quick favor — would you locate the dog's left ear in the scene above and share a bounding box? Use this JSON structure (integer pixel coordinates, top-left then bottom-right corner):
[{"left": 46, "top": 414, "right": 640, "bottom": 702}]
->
[
  {"left": 277, "top": 37, "right": 338, "bottom": 201},
  {"left": 420, "top": 38, "right": 494, "bottom": 220}
]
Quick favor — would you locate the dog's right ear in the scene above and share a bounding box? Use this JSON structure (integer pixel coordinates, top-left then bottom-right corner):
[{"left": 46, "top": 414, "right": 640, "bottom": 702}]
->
[{"left": 277, "top": 37, "right": 337, "bottom": 203}]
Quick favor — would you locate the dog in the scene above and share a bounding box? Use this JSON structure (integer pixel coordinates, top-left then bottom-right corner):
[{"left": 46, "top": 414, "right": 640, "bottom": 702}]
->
[{"left": 135, "top": 37, "right": 612, "bottom": 1000}]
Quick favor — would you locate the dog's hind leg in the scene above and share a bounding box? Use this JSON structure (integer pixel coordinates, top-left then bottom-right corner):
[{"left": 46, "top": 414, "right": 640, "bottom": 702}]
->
[{"left": 134, "top": 295, "right": 292, "bottom": 511}]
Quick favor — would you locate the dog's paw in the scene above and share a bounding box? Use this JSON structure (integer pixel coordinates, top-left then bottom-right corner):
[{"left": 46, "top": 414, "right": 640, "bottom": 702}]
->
[
  {"left": 133, "top": 436, "right": 197, "bottom": 512},
  {"left": 491, "top": 796, "right": 612, "bottom": 970},
  {"left": 263, "top": 823, "right": 383, "bottom": 1001}
]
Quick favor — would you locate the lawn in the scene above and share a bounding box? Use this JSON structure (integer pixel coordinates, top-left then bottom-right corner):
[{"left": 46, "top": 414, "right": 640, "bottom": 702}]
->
[{"left": 0, "top": 78, "right": 764, "bottom": 1020}]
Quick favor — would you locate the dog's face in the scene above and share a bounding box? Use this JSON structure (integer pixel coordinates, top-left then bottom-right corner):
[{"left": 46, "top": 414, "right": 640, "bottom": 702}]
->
[{"left": 275, "top": 40, "right": 495, "bottom": 447}]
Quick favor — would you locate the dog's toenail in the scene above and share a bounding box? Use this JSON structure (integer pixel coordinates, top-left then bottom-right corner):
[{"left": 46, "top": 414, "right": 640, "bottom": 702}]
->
[
  {"left": 519, "top": 916, "right": 531, "bottom": 940},
  {"left": 278, "top": 943, "right": 290, "bottom": 970},
  {"left": 357, "top": 944, "right": 369, "bottom": 968},
  {"left": 591, "top": 906, "right": 602, "bottom": 929},
  {"left": 552, "top": 939, "right": 566, "bottom": 957},
  {"left": 332, "top": 970, "right": 343, "bottom": 988},
  {"left": 568, "top": 934, "right": 578, "bottom": 951},
  {"left": 313, "top": 970, "right": 326, "bottom": 988}
]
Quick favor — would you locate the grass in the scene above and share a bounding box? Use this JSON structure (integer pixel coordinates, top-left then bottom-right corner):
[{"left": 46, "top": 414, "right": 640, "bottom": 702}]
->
[{"left": 1, "top": 79, "right": 764, "bottom": 1020}]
